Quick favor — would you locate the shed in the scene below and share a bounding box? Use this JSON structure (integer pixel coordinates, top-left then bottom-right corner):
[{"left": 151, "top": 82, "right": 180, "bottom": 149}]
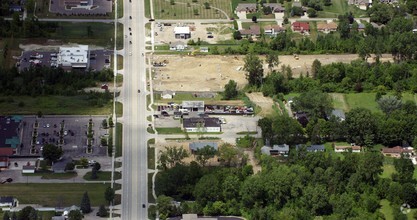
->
[
  {"left": 161, "top": 90, "right": 175, "bottom": 99},
  {"left": 22, "top": 165, "right": 36, "bottom": 174},
  {"left": 200, "top": 47, "right": 209, "bottom": 53},
  {"left": 0, "top": 197, "right": 18, "bottom": 208},
  {"left": 169, "top": 41, "right": 187, "bottom": 51},
  {"left": 182, "top": 101, "right": 204, "bottom": 112}
]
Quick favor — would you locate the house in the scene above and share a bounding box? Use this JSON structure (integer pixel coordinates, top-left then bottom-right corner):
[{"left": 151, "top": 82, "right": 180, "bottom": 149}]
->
[
  {"left": 335, "top": 145, "right": 362, "bottom": 153},
  {"left": 348, "top": 0, "right": 371, "bottom": 10},
  {"left": 239, "top": 25, "right": 261, "bottom": 38},
  {"left": 9, "top": 5, "right": 23, "bottom": 12},
  {"left": 52, "top": 157, "right": 72, "bottom": 173},
  {"left": 22, "top": 165, "right": 36, "bottom": 174},
  {"left": 174, "top": 26, "right": 191, "bottom": 39},
  {"left": 169, "top": 41, "right": 187, "bottom": 51},
  {"left": 296, "top": 144, "right": 325, "bottom": 152},
  {"left": 263, "top": 3, "right": 285, "bottom": 13},
  {"left": 0, "top": 156, "right": 9, "bottom": 169},
  {"left": 189, "top": 142, "right": 218, "bottom": 153},
  {"left": 264, "top": 25, "right": 285, "bottom": 36},
  {"left": 316, "top": 22, "right": 338, "bottom": 33},
  {"left": 328, "top": 109, "right": 346, "bottom": 121},
  {"left": 292, "top": 21, "right": 310, "bottom": 33},
  {"left": 0, "top": 197, "right": 18, "bottom": 208},
  {"left": 261, "top": 144, "right": 290, "bottom": 156},
  {"left": 182, "top": 117, "right": 221, "bottom": 133},
  {"left": 200, "top": 47, "right": 209, "bottom": 53},
  {"left": 370, "top": 22, "right": 385, "bottom": 29},
  {"left": 357, "top": 23, "right": 366, "bottom": 31},
  {"left": 0, "top": 116, "right": 22, "bottom": 156},
  {"left": 235, "top": 3, "right": 257, "bottom": 13},
  {"left": 161, "top": 90, "right": 175, "bottom": 99},
  {"left": 182, "top": 101, "right": 204, "bottom": 112},
  {"left": 380, "top": 0, "right": 398, "bottom": 4},
  {"left": 381, "top": 146, "right": 414, "bottom": 158},
  {"left": 294, "top": 112, "right": 309, "bottom": 127}
]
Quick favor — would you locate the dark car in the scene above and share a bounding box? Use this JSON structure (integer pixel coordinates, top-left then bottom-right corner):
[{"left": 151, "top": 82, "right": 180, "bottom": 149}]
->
[
  {"left": 138, "top": 89, "right": 141, "bottom": 93},
  {"left": 142, "top": 204, "right": 146, "bottom": 208},
  {"left": 6, "top": 178, "right": 12, "bottom": 183},
  {"left": 149, "top": 18, "right": 155, "bottom": 22},
  {"left": 161, "top": 111, "right": 169, "bottom": 116},
  {"left": 129, "top": 16, "right": 132, "bottom": 19}
]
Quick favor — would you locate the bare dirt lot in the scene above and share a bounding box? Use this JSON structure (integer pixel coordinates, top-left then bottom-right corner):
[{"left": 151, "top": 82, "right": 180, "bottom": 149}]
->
[
  {"left": 154, "top": 22, "right": 233, "bottom": 45},
  {"left": 152, "top": 54, "right": 393, "bottom": 92},
  {"left": 246, "top": 92, "right": 280, "bottom": 116}
]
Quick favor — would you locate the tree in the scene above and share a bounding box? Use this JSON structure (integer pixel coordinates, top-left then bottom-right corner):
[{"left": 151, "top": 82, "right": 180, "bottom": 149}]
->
[
  {"left": 3, "top": 211, "right": 9, "bottom": 220},
  {"left": 26, "top": 0, "right": 35, "bottom": 14},
  {"left": 28, "top": 208, "right": 37, "bottom": 220},
  {"left": 195, "top": 145, "right": 217, "bottom": 166},
  {"left": 93, "top": 162, "right": 101, "bottom": 171},
  {"left": 80, "top": 157, "right": 89, "bottom": 168},
  {"left": 159, "top": 146, "right": 189, "bottom": 170},
  {"left": 243, "top": 53, "right": 264, "bottom": 87},
  {"left": 218, "top": 143, "right": 240, "bottom": 166},
  {"left": 345, "top": 108, "right": 377, "bottom": 146},
  {"left": 157, "top": 195, "right": 174, "bottom": 220},
  {"left": 68, "top": 210, "right": 83, "bottom": 220},
  {"left": 80, "top": 192, "right": 92, "bottom": 214},
  {"left": 311, "top": 59, "right": 321, "bottom": 79},
  {"left": 65, "top": 162, "right": 75, "bottom": 171},
  {"left": 233, "top": 31, "right": 242, "bottom": 40},
  {"left": 263, "top": 6, "right": 272, "bottom": 14},
  {"left": 292, "top": 90, "right": 333, "bottom": 119},
  {"left": 42, "top": 144, "right": 63, "bottom": 162},
  {"left": 193, "top": 9, "right": 199, "bottom": 15},
  {"left": 393, "top": 156, "right": 415, "bottom": 183},
  {"left": 223, "top": 80, "right": 238, "bottom": 100},
  {"left": 18, "top": 206, "right": 36, "bottom": 220},
  {"left": 101, "top": 119, "right": 108, "bottom": 128},
  {"left": 252, "top": 16, "right": 257, "bottom": 23},
  {"left": 204, "top": 2, "right": 210, "bottom": 9},
  {"left": 266, "top": 52, "right": 279, "bottom": 71},
  {"left": 97, "top": 205, "right": 108, "bottom": 217},
  {"left": 105, "top": 187, "right": 115, "bottom": 204},
  {"left": 307, "top": 8, "right": 317, "bottom": 17},
  {"left": 378, "top": 96, "right": 402, "bottom": 115},
  {"left": 91, "top": 167, "right": 98, "bottom": 179}
]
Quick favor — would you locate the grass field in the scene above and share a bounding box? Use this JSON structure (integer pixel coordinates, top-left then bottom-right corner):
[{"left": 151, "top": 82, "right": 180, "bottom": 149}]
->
[
  {"left": 115, "top": 122, "right": 123, "bottom": 157},
  {"left": 0, "top": 95, "right": 112, "bottom": 115},
  {"left": 155, "top": 127, "right": 184, "bottom": 134},
  {"left": 83, "top": 171, "right": 121, "bottom": 181},
  {"left": 22, "top": 172, "right": 77, "bottom": 179},
  {"left": 48, "top": 22, "right": 123, "bottom": 50},
  {"left": 318, "top": 0, "right": 367, "bottom": 18},
  {"left": 153, "top": 0, "right": 231, "bottom": 19},
  {"left": 145, "top": 0, "right": 152, "bottom": 18},
  {"left": 380, "top": 164, "right": 396, "bottom": 179},
  {"left": 148, "top": 146, "right": 156, "bottom": 170},
  {"left": 116, "top": 101, "right": 123, "bottom": 117},
  {"left": 0, "top": 183, "right": 111, "bottom": 206}
]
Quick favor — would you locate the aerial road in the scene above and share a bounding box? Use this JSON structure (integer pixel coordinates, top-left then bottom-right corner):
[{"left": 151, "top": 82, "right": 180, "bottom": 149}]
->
[{"left": 121, "top": 0, "right": 148, "bottom": 218}]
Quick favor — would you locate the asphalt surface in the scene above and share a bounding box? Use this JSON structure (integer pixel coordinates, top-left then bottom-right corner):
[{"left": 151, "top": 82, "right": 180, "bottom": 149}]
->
[{"left": 120, "top": 0, "right": 149, "bottom": 218}]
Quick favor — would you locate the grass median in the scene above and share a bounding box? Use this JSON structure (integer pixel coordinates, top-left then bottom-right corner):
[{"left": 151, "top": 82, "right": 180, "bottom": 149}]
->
[{"left": 83, "top": 171, "right": 121, "bottom": 181}]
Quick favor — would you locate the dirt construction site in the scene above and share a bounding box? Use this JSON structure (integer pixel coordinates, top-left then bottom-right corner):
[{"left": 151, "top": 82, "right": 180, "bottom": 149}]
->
[{"left": 151, "top": 54, "right": 394, "bottom": 92}]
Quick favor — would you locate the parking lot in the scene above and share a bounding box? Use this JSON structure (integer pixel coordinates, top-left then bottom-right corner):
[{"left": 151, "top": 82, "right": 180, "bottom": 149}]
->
[
  {"left": 18, "top": 49, "right": 112, "bottom": 72},
  {"left": 20, "top": 116, "right": 109, "bottom": 158}
]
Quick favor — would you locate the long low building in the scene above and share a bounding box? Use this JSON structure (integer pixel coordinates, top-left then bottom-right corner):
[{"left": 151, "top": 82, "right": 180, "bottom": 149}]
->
[{"left": 182, "top": 117, "right": 221, "bottom": 133}]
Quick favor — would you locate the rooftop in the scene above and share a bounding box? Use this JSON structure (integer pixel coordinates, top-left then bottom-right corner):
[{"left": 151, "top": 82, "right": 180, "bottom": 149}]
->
[
  {"left": 183, "top": 117, "right": 221, "bottom": 128},
  {"left": 58, "top": 45, "right": 89, "bottom": 67},
  {"left": 182, "top": 101, "right": 204, "bottom": 108},
  {"left": 174, "top": 26, "right": 191, "bottom": 34},
  {"left": 0, "top": 116, "right": 21, "bottom": 150}
]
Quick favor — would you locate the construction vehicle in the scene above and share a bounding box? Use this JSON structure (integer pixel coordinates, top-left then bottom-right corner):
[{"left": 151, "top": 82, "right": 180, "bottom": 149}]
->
[{"left": 293, "top": 54, "right": 299, "bottom": 60}]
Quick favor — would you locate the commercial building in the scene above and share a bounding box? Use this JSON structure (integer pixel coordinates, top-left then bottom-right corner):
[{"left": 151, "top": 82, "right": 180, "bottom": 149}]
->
[
  {"left": 182, "top": 117, "right": 221, "bottom": 133},
  {"left": 57, "top": 45, "right": 90, "bottom": 69},
  {"left": 0, "top": 116, "right": 22, "bottom": 157},
  {"left": 174, "top": 26, "right": 191, "bottom": 39}
]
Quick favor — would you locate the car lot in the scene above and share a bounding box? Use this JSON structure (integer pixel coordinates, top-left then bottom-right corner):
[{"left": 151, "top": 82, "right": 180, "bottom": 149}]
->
[{"left": 20, "top": 116, "right": 109, "bottom": 157}]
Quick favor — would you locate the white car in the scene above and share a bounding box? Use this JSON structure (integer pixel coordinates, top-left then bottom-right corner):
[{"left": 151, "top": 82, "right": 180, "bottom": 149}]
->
[
  {"left": 63, "top": 130, "right": 68, "bottom": 136},
  {"left": 129, "top": 52, "right": 132, "bottom": 56}
]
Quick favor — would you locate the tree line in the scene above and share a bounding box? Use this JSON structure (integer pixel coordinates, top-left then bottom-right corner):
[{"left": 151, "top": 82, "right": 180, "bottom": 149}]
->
[{"left": 153, "top": 147, "right": 416, "bottom": 219}]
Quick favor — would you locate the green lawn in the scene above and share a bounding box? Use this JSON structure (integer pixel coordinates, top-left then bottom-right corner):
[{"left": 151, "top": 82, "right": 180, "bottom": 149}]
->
[
  {"left": 154, "top": 92, "right": 222, "bottom": 104},
  {"left": 0, "top": 183, "right": 111, "bottom": 206},
  {"left": 83, "top": 171, "right": 121, "bottom": 181},
  {"left": 153, "top": 0, "right": 231, "bottom": 19},
  {"left": 115, "top": 122, "right": 123, "bottom": 157},
  {"left": 145, "top": 0, "right": 152, "bottom": 18},
  {"left": 345, "top": 93, "right": 380, "bottom": 112},
  {"left": 148, "top": 145, "right": 155, "bottom": 169},
  {"left": 116, "top": 101, "right": 123, "bottom": 117},
  {"left": 380, "top": 164, "right": 396, "bottom": 179},
  {"left": 148, "top": 173, "right": 155, "bottom": 203},
  {"left": 23, "top": 172, "right": 77, "bottom": 179},
  {"left": 0, "top": 95, "right": 112, "bottom": 115},
  {"left": 318, "top": 0, "right": 366, "bottom": 18},
  {"left": 380, "top": 199, "right": 394, "bottom": 220},
  {"left": 47, "top": 22, "right": 123, "bottom": 50},
  {"left": 155, "top": 127, "right": 184, "bottom": 134}
]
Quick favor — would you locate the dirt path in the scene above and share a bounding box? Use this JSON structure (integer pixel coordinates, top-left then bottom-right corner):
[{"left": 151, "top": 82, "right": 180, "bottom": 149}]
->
[
  {"left": 330, "top": 93, "right": 349, "bottom": 111},
  {"left": 244, "top": 150, "right": 261, "bottom": 174},
  {"left": 246, "top": 92, "right": 278, "bottom": 116}
]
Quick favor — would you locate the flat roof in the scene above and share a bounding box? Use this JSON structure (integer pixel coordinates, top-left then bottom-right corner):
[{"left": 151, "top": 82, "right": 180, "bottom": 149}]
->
[
  {"left": 58, "top": 45, "right": 89, "bottom": 67},
  {"left": 174, "top": 26, "right": 190, "bottom": 34},
  {"left": 182, "top": 101, "right": 204, "bottom": 108}
]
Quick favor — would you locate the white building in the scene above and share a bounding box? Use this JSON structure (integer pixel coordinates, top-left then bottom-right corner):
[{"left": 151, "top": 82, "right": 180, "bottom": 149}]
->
[
  {"left": 57, "top": 45, "right": 89, "bottom": 69},
  {"left": 174, "top": 26, "right": 191, "bottom": 39},
  {"left": 169, "top": 41, "right": 187, "bottom": 51},
  {"left": 182, "top": 117, "right": 221, "bottom": 133}
]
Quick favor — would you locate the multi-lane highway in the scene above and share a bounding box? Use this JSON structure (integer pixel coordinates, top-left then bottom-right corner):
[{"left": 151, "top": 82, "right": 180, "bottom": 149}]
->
[{"left": 121, "top": 0, "right": 148, "bottom": 218}]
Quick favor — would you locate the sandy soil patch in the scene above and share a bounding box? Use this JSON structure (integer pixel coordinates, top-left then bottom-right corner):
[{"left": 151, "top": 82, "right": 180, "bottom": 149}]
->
[
  {"left": 151, "top": 54, "right": 395, "bottom": 92},
  {"left": 246, "top": 92, "right": 279, "bottom": 116}
]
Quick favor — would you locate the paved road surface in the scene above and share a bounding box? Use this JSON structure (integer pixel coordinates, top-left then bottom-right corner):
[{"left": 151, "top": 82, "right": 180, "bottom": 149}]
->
[{"left": 121, "top": 0, "right": 148, "bottom": 219}]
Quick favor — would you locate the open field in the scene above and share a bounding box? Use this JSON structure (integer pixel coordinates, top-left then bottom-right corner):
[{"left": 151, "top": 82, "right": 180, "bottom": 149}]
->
[
  {"left": 152, "top": 54, "right": 393, "bottom": 92},
  {"left": 0, "top": 183, "right": 111, "bottom": 206},
  {"left": 0, "top": 95, "right": 112, "bottom": 115},
  {"left": 246, "top": 92, "right": 278, "bottom": 116},
  {"left": 153, "top": 0, "right": 231, "bottom": 19}
]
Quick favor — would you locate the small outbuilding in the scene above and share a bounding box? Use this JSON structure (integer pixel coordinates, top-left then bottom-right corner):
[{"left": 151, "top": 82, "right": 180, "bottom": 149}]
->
[
  {"left": 161, "top": 90, "right": 175, "bottom": 99},
  {"left": 22, "top": 165, "right": 36, "bottom": 174}
]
